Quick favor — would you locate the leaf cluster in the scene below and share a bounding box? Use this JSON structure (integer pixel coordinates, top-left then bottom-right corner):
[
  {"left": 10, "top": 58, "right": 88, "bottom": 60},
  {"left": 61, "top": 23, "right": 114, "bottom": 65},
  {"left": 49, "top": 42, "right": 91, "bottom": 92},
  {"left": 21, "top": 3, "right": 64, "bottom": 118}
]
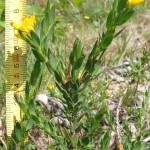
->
[{"left": 7, "top": 0, "right": 148, "bottom": 149}]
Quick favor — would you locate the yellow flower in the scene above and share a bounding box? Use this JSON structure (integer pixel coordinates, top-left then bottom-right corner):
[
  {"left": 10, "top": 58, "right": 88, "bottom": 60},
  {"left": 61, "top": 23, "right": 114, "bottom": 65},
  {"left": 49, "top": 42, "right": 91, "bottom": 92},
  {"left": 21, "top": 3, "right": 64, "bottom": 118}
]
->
[
  {"left": 47, "top": 83, "right": 55, "bottom": 90},
  {"left": 11, "top": 16, "right": 36, "bottom": 33},
  {"left": 84, "top": 16, "right": 90, "bottom": 20},
  {"left": 127, "top": 0, "right": 144, "bottom": 6}
]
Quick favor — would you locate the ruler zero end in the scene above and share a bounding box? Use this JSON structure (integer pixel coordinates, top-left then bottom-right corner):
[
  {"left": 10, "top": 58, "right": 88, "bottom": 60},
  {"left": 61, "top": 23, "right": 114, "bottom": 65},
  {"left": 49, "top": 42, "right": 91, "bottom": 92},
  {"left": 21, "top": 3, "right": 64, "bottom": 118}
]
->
[{"left": 5, "top": 0, "right": 26, "bottom": 137}]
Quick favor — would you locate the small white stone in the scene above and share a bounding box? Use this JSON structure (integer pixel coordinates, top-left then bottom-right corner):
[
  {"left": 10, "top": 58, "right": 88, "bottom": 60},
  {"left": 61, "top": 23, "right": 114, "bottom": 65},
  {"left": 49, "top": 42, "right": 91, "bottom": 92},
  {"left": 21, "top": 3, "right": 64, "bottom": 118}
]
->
[{"left": 35, "top": 94, "right": 48, "bottom": 106}]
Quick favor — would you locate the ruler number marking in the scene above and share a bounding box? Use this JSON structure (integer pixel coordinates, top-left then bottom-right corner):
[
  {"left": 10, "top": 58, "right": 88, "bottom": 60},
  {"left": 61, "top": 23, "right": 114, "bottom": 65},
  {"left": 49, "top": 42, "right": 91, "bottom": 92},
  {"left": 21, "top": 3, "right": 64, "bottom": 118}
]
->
[
  {"left": 14, "top": 64, "right": 20, "bottom": 68},
  {"left": 13, "top": 9, "right": 20, "bottom": 14}
]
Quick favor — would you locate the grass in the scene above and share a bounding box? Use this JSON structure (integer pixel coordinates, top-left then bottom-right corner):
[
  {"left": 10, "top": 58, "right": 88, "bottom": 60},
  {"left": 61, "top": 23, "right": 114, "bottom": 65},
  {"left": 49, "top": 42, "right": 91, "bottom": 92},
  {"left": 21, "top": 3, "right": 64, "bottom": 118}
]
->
[{"left": 0, "top": 0, "right": 150, "bottom": 149}]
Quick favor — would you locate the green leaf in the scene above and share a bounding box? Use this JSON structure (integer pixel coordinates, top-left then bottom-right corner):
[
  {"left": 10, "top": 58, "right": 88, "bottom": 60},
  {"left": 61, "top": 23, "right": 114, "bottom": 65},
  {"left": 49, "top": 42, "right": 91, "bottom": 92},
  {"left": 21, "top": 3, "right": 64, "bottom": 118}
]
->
[
  {"left": 32, "top": 115, "right": 40, "bottom": 124},
  {"left": 12, "top": 122, "right": 25, "bottom": 143},
  {"left": 72, "top": 56, "right": 85, "bottom": 81},
  {"left": 41, "top": 36, "right": 49, "bottom": 55},
  {"left": 41, "top": 4, "right": 55, "bottom": 38},
  {"left": 88, "top": 40, "right": 99, "bottom": 59},
  {"left": 48, "top": 53, "right": 57, "bottom": 71},
  {"left": 85, "top": 58, "right": 95, "bottom": 74},
  {"left": 101, "top": 32, "right": 114, "bottom": 49},
  {"left": 32, "top": 74, "right": 43, "bottom": 98},
  {"left": 84, "top": 41, "right": 99, "bottom": 74},
  {"left": 113, "top": 0, "right": 119, "bottom": 11},
  {"left": 26, "top": 118, "right": 35, "bottom": 130},
  {"left": 30, "top": 31, "right": 40, "bottom": 47},
  {"left": 116, "top": 8, "right": 134, "bottom": 26},
  {"left": 30, "top": 60, "right": 41, "bottom": 86},
  {"left": 117, "top": 0, "right": 127, "bottom": 12},
  {"left": 73, "top": 55, "right": 85, "bottom": 70},
  {"left": 54, "top": 70, "right": 63, "bottom": 83},
  {"left": 32, "top": 49, "right": 46, "bottom": 62},
  {"left": 92, "top": 62, "right": 101, "bottom": 77},
  {"left": 70, "top": 39, "right": 84, "bottom": 81},
  {"left": 44, "top": 122, "right": 53, "bottom": 134},
  {"left": 106, "top": 10, "right": 116, "bottom": 30},
  {"left": 69, "top": 39, "right": 83, "bottom": 66}
]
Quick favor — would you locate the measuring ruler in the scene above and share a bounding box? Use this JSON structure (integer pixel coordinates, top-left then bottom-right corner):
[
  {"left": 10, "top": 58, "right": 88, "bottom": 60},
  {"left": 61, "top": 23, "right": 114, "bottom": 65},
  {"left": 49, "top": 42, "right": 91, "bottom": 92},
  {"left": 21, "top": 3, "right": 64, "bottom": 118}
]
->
[{"left": 5, "top": 0, "right": 26, "bottom": 137}]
